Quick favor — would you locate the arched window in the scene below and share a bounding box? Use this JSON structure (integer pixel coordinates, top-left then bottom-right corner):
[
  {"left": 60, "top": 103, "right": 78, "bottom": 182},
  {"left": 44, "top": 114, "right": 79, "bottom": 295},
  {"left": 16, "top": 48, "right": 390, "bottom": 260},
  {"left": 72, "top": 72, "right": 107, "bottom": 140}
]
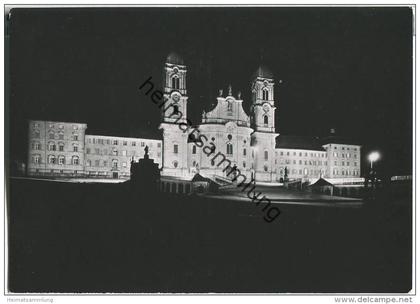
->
[
  {"left": 264, "top": 150, "right": 269, "bottom": 160},
  {"left": 49, "top": 132, "right": 55, "bottom": 140},
  {"left": 264, "top": 165, "right": 268, "bottom": 172},
  {"left": 58, "top": 155, "right": 65, "bottom": 165},
  {"left": 226, "top": 143, "right": 233, "bottom": 155},
  {"left": 263, "top": 115, "right": 268, "bottom": 126},
  {"left": 262, "top": 89, "right": 269, "bottom": 100},
  {"left": 48, "top": 155, "right": 56, "bottom": 164},
  {"left": 58, "top": 142, "right": 64, "bottom": 151},
  {"left": 72, "top": 156, "right": 80, "bottom": 165},
  {"left": 192, "top": 145, "right": 196, "bottom": 154},
  {"left": 172, "top": 76, "right": 180, "bottom": 89}
]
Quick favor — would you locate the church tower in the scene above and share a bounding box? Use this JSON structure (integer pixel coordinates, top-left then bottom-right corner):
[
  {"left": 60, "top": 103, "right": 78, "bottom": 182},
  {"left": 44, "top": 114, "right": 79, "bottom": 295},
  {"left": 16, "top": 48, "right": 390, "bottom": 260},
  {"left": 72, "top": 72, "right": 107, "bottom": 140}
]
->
[
  {"left": 250, "top": 66, "right": 279, "bottom": 182},
  {"left": 159, "top": 52, "right": 189, "bottom": 178}
]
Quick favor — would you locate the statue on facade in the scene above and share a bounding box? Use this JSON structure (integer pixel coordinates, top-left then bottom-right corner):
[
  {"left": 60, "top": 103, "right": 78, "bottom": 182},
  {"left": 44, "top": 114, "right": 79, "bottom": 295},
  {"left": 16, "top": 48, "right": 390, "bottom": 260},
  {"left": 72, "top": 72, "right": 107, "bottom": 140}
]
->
[
  {"left": 144, "top": 145, "right": 149, "bottom": 159},
  {"left": 228, "top": 84, "right": 233, "bottom": 96}
]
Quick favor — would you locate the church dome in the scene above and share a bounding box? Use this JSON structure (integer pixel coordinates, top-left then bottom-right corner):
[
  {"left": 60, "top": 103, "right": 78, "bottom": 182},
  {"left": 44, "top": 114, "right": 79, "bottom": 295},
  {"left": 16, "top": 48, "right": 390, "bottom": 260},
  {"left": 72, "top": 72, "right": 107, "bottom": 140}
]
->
[
  {"left": 254, "top": 65, "right": 273, "bottom": 79},
  {"left": 166, "top": 52, "right": 184, "bottom": 65}
]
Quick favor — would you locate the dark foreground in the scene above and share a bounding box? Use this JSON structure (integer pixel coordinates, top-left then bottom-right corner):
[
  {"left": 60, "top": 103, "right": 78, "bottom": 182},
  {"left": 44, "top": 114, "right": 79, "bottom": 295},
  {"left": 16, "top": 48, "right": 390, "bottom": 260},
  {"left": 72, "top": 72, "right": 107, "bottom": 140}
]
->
[{"left": 7, "top": 179, "right": 412, "bottom": 293}]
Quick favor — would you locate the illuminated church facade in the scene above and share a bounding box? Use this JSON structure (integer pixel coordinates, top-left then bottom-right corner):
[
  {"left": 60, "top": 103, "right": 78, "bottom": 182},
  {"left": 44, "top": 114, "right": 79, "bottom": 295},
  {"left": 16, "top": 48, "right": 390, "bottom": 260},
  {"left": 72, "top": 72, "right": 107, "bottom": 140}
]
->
[{"left": 27, "top": 53, "right": 361, "bottom": 183}]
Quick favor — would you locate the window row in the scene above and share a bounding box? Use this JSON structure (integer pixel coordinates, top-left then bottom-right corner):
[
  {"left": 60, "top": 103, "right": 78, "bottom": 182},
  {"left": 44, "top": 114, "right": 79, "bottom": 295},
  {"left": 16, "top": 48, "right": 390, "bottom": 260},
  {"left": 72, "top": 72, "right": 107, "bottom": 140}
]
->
[
  {"left": 334, "top": 161, "right": 358, "bottom": 167},
  {"left": 281, "top": 168, "right": 325, "bottom": 176},
  {"left": 87, "top": 138, "right": 161, "bottom": 148},
  {"left": 332, "top": 169, "right": 359, "bottom": 176},
  {"left": 332, "top": 152, "right": 358, "bottom": 158},
  {"left": 334, "top": 146, "right": 358, "bottom": 151},
  {"left": 32, "top": 155, "right": 80, "bottom": 165},
  {"left": 32, "top": 123, "right": 78, "bottom": 130},
  {"left": 85, "top": 159, "right": 127, "bottom": 168},
  {"left": 283, "top": 159, "right": 328, "bottom": 166},
  {"left": 278, "top": 151, "right": 327, "bottom": 158},
  {"left": 86, "top": 148, "right": 161, "bottom": 158}
]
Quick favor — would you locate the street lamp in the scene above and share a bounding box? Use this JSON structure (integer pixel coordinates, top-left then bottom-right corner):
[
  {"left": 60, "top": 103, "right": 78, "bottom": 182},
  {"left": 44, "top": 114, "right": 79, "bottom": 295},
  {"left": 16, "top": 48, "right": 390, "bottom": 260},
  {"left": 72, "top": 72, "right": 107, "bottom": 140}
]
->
[{"left": 368, "top": 151, "right": 380, "bottom": 170}]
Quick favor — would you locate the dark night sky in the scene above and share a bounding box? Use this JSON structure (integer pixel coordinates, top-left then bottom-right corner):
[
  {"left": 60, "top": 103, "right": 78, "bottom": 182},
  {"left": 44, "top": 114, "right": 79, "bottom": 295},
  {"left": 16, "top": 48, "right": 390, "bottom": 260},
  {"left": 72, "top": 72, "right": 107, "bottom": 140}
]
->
[{"left": 7, "top": 7, "right": 413, "bottom": 175}]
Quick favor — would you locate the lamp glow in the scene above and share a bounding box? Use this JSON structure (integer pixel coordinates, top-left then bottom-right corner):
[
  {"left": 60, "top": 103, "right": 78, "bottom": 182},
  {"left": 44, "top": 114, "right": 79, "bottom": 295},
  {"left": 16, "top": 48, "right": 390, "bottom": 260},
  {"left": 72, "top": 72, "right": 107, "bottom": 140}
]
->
[
  {"left": 368, "top": 152, "right": 380, "bottom": 163},
  {"left": 368, "top": 151, "right": 380, "bottom": 169}
]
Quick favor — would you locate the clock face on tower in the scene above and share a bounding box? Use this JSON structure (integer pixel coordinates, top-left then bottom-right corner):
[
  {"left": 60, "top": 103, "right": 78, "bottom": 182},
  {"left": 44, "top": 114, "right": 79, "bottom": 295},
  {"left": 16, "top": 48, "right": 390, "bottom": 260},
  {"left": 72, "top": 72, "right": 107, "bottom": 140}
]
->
[
  {"left": 263, "top": 104, "right": 270, "bottom": 113},
  {"left": 172, "top": 94, "right": 180, "bottom": 103}
]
